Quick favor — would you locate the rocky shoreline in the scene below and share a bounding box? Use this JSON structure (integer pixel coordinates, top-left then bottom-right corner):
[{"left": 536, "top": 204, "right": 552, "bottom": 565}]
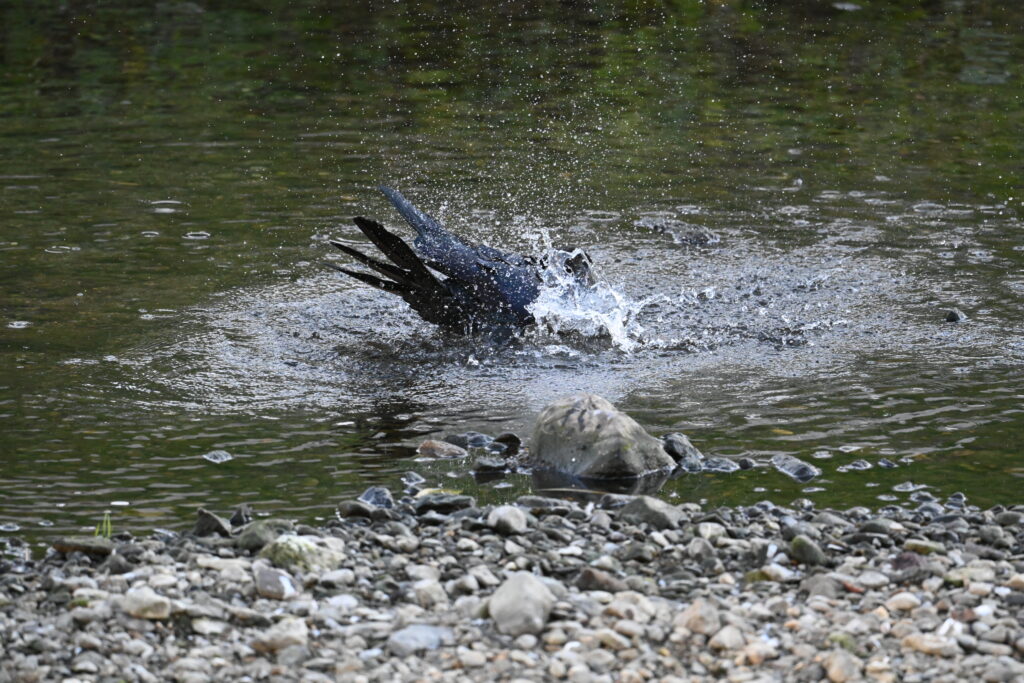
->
[{"left": 3, "top": 491, "right": 1024, "bottom": 682}]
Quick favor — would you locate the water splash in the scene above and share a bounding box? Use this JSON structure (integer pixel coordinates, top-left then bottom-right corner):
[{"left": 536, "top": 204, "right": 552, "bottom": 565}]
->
[{"left": 528, "top": 247, "right": 652, "bottom": 353}]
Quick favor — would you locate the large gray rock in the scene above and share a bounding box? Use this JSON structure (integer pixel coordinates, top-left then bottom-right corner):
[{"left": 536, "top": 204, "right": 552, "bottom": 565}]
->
[
  {"left": 531, "top": 394, "right": 675, "bottom": 479},
  {"left": 488, "top": 572, "right": 555, "bottom": 636}
]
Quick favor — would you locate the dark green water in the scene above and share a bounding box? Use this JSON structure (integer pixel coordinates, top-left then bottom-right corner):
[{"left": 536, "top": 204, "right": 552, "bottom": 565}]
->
[{"left": 2, "top": 1, "right": 1023, "bottom": 551}]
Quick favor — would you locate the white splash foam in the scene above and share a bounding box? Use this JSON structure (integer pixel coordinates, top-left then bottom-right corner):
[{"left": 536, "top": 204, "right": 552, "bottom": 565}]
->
[{"left": 527, "top": 247, "right": 651, "bottom": 353}]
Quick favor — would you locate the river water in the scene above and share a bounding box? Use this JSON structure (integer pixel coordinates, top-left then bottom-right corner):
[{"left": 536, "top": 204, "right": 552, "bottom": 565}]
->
[{"left": 1, "top": 2, "right": 1022, "bottom": 550}]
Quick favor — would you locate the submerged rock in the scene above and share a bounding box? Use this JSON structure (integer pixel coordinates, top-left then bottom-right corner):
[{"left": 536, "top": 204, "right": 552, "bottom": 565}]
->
[
  {"left": 493, "top": 432, "right": 522, "bottom": 456},
  {"left": 416, "top": 440, "right": 469, "bottom": 459},
  {"left": 771, "top": 454, "right": 821, "bottom": 483},
  {"left": 530, "top": 394, "right": 675, "bottom": 479},
  {"left": 944, "top": 308, "right": 968, "bottom": 323},
  {"left": 473, "top": 456, "right": 507, "bottom": 473},
  {"left": 703, "top": 457, "right": 741, "bottom": 474},
  {"left": 662, "top": 432, "right": 704, "bottom": 472},
  {"left": 444, "top": 432, "right": 493, "bottom": 450},
  {"left": 401, "top": 471, "right": 427, "bottom": 493}
]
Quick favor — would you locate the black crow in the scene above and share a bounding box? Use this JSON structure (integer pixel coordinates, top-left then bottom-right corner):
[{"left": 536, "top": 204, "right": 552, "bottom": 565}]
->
[{"left": 327, "top": 186, "right": 592, "bottom": 335}]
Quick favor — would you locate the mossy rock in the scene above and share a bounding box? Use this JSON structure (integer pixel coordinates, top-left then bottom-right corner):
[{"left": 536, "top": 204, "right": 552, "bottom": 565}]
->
[{"left": 258, "top": 534, "right": 346, "bottom": 573}]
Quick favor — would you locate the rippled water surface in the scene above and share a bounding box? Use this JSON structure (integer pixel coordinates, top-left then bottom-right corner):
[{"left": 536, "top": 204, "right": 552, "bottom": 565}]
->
[{"left": 1, "top": 1, "right": 1022, "bottom": 549}]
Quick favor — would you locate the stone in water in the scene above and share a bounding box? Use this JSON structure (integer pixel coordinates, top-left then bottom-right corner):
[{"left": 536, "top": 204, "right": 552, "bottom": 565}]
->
[{"left": 203, "top": 450, "right": 233, "bottom": 464}]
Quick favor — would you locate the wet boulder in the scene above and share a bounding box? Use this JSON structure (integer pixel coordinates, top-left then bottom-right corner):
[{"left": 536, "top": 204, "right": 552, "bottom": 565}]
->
[
  {"left": 944, "top": 308, "right": 968, "bottom": 323},
  {"left": 703, "top": 457, "right": 741, "bottom": 474},
  {"left": 663, "top": 432, "right": 704, "bottom": 472},
  {"left": 357, "top": 486, "right": 394, "bottom": 509},
  {"left": 771, "top": 454, "right": 821, "bottom": 483},
  {"left": 531, "top": 394, "right": 675, "bottom": 479}
]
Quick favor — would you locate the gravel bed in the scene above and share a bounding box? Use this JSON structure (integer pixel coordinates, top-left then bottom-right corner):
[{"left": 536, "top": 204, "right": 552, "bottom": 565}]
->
[{"left": 2, "top": 491, "right": 1024, "bottom": 682}]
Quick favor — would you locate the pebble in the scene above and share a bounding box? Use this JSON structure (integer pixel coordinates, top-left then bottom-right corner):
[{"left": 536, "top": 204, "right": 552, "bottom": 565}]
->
[
  {"left": 618, "top": 495, "right": 684, "bottom": 529},
  {"left": 412, "top": 578, "right": 448, "bottom": 608},
  {"left": 489, "top": 572, "right": 555, "bottom": 636},
  {"left": 858, "top": 570, "right": 890, "bottom": 589},
  {"left": 459, "top": 648, "right": 487, "bottom": 667},
  {"left": 825, "top": 648, "right": 863, "bottom": 682},
  {"left": 121, "top": 587, "right": 170, "bottom": 620},
  {"left": 742, "top": 641, "right": 778, "bottom": 666},
  {"left": 995, "top": 511, "right": 1022, "bottom": 526},
  {"left": 386, "top": 624, "right": 454, "bottom": 657},
  {"left": 3, "top": 492, "right": 1023, "bottom": 683},
  {"left": 674, "top": 598, "right": 721, "bottom": 635},
  {"left": 416, "top": 439, "right": 469, "bottom": 459},
  {"left": 902, "top": 633, "right": 962, "bottom": 657},
  {"left": 254, "top": 565, "right": 298, "bottom": 600},
  {"left": 697, "top": 522, "right": 727, "bottom": 542},
  {"left": 596, "top": 628, "right": 631, "bottom": 650},
  {"left": 885, "top": 591, "right": 922, "bottom": 612},
  {"left": 790, "top": 534, "right": 828, "bottom": 566},
  {"left": 904, "top": 539, "right": 946, "bottom": 555},
  {"left": 251, "top": 617, "right": 308, "bottom": 654},
  {"left": 708, "top": 624, "right": 745, "bottom": 651},
  {"left": 487, "top": 505, "right": 529, "bottom": 535},
  {"left": 577, "top": 567, "right": 628, "bottom": 593}
]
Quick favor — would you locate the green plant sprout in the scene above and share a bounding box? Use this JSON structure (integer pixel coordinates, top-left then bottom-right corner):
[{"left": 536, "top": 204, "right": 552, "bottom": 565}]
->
[{"left": 94, "top": 511, "right": 113, "bottom": 539}]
